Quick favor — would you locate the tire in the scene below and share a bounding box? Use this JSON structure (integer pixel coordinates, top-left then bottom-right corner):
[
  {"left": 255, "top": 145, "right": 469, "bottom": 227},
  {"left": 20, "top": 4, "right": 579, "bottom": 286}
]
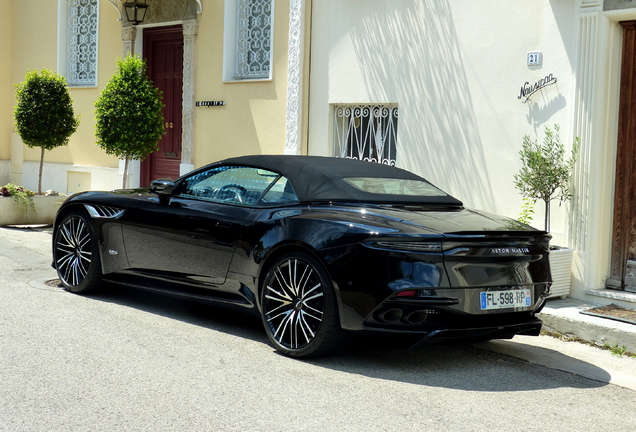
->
[
  {"left": 260, "top": 252, "right": 350, "bottom": 358},
  {"left": 53, "top": 210, "right": 103, "bottom": 294}
]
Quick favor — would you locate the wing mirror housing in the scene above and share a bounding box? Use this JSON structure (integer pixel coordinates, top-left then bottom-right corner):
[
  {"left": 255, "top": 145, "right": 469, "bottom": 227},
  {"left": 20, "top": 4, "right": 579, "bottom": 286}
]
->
[{"left": 150, "top": 179, "right": 175, "bottom": 198}]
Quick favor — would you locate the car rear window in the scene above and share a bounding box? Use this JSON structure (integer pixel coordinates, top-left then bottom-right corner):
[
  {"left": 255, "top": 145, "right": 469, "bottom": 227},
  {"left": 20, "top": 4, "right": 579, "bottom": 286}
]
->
[{"left": 344, "top": 177, "right": 448, "bottom": 197}]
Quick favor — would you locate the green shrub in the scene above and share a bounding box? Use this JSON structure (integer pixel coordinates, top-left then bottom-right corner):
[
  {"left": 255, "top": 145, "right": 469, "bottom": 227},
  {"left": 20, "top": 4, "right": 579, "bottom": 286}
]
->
[
  {"left": 14, "top": 69, "right": 79, "bottom": 194},
  {"left": 0, "top": 183, "right": 35, "bottom": 211},
  {"left": 95, "top": 55, "right": 165, "bottom": 188}
]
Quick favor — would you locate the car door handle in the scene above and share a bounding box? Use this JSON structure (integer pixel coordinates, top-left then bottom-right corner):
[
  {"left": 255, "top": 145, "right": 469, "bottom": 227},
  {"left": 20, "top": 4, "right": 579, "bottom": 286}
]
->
[
  {"left": 188, "top": 228, "right": 210, "bottom": 239},
  {"left": 215, "top": 222, "right": 232, "bottom": 229}
]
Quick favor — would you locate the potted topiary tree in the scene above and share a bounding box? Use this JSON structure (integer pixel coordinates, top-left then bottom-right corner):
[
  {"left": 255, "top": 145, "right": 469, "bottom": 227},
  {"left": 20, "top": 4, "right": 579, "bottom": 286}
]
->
[
  {"left": 4, "top": 69, "right": 78, "bottom": 226},
  {"left": 514, "top": 124, "right": 580, "bottom": 298},
  {"left": 14, "top": 69, "right": 79, "bottom": 194},
  {"left": 95, "top": 55, "right": 165, "bottom": 188}
]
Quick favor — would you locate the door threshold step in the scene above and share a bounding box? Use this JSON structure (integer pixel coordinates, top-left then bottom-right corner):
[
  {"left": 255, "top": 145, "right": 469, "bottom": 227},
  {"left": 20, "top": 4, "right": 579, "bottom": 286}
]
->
[{"left": 585, "top": 289, "right": 636, "bottom": 307}]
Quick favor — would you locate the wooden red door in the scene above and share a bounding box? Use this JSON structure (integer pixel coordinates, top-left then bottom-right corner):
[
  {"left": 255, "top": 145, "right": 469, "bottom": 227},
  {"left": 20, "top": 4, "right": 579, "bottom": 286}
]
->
[{"left": 141, "top": 26, "right": 184, "bottom": 186}]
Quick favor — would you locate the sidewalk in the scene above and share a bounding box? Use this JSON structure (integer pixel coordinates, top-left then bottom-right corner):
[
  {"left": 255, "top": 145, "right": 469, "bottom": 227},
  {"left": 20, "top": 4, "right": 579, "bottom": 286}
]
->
[{"left": 539, "top": 297, "right": 636, "bottom": 353}]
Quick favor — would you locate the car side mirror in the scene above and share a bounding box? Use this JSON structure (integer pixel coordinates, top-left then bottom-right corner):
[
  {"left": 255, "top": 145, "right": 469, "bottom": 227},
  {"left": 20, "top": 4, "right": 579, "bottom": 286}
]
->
[{"left": 150, "top": 179, "right": 175, "bottom": 197}]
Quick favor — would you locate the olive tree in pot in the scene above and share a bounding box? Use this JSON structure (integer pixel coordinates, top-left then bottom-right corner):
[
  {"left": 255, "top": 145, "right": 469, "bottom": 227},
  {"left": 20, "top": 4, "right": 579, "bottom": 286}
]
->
[
  {"left": 14, "top": 69, "right": 79, "bottom": 194},
  {"left": 514, "top": 124, "right": 580, "bottom": 298},
  {"left": 95, "top": 55, "right": 164, "bottom": 188}
]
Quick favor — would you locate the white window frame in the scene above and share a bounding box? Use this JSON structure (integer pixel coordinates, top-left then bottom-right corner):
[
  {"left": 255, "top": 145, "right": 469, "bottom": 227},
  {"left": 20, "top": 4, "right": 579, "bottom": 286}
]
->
[
  {"left": 223, "top": 0, "right": 274, "bottom": 81},
  {"left": 57, "top": 0, "right": 99, "bottom": 87},
  {"left": 333, "top": 104, "right": 398, "bottom": 166}
]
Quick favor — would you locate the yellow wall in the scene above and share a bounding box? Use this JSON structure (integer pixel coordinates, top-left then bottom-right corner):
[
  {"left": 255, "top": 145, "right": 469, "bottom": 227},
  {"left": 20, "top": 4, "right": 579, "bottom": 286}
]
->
[
  {"left": 192, "top": 0, "right": 289, "bottom": 166},
  {"left": 5, "top": 0, "right": 292, "bottom": 185},
  {"left": 17, "top": 2, "right": 121, "bottom": 169},
  {"left": 12, "top": 0, "right": 58, "bottom": 168},
  {"left": 0, "top": 0, "right": 12, "bottom": 160},
  {"left": 62, "top": 1, "right": 122, "bottom": 169}
]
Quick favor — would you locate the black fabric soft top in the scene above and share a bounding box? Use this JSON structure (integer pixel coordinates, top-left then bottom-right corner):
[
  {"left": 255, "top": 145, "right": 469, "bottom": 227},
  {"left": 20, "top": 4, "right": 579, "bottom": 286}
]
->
[{"left": 216, "top": 155, "right": 463, "bottom": 206}]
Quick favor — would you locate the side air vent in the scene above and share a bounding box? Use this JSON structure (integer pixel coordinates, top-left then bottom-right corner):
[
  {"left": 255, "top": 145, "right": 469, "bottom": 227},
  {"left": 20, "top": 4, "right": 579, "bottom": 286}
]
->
[{"left": 84, "top": 204, "right": 124, "bottom": 219}]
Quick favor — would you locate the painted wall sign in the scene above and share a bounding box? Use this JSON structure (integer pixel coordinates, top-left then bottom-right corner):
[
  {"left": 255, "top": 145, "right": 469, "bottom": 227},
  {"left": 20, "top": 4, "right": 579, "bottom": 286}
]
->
[
  {"left": 518, "top": 74, "right": 557, "bottom": 103},
  {"left": 196, "top": 101, "right": 226, "bottom": 107}
]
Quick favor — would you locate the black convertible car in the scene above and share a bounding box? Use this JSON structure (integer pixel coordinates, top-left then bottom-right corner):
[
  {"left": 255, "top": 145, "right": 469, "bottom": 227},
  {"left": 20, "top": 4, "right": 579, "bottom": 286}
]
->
[{"left": 53, "top": 155, "right": 552, "bottom": 358}]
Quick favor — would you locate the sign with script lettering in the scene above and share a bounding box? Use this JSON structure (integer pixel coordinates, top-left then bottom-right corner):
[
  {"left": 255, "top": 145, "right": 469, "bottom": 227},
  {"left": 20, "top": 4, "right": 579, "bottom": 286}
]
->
[{"left": 518, "top": 74, "right": 557, "bottom": 103}]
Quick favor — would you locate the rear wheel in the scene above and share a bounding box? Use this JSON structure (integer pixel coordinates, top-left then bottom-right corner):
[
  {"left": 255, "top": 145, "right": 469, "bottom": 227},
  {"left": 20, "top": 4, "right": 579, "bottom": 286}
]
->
[
  {"left": 260, "top": 252, "right": 350, "bottom": 358},
  {"left": 54, "top": 211, "right": 102, "bottom": 294}
]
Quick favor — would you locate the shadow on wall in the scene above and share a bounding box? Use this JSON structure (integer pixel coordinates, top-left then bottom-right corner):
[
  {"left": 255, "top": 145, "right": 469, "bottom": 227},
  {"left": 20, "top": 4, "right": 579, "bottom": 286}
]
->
[
  {"left": 526, "top": 92, "right": 567, "bottom": 132},
  {"left": 348, "top": 0, "right": 495, "bottom": 209}
]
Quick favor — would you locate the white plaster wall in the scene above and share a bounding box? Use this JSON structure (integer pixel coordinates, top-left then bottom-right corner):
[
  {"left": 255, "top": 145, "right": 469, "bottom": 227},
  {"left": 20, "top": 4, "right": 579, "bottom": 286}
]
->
[
  {"left": 568, "top": 6, "right": 619, "bottom": 299},
  {"left": 21, "top": 162, "right": 121, "bottom": 195},
  {"left": 0, "top": 160, "right": 10, "bottom": 185},
  {"left": 308, "top": 0, "right": 578, "bottom": 245},
  {"left": 568, "top": 4, "right": 636, "bottom": 300}
]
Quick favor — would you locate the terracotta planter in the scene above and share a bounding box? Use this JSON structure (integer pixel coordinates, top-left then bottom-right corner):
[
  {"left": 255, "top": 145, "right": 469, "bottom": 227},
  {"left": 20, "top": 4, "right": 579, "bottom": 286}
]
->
[
  {"left": 548, "top": 246, "right": 574, "bottom": 299},
  {"left": 0, "top": 195, "right": 66, "bottom": 227}
]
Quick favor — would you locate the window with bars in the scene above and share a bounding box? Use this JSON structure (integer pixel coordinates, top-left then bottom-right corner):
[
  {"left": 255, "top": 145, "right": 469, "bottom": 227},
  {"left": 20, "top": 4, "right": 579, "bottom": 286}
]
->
[
  {"left": 67, "top": 0, "right": 98, "bottom": 86},
  {"left": 235, "top": 0, "right": 273, "bottom": 79},
  {"left": 333, "top": 104, "right": 398, "bottom": 166}
]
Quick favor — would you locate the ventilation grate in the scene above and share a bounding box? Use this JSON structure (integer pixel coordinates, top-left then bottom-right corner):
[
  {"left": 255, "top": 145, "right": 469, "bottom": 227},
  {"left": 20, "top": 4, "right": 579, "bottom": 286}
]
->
[{"left": 84, "top": 204, "right": 124, "bottom": 219}]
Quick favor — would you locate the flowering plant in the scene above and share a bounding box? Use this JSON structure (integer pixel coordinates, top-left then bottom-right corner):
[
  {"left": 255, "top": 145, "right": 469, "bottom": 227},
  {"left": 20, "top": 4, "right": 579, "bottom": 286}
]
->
[{"left": 1, "top": 183, "right": 35, "bottom": 211}]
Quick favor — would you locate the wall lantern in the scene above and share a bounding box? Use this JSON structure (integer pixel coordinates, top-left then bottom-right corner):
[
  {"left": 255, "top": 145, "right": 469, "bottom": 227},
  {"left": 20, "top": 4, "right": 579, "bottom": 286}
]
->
[{"left": 123, "top": 0, "right": 149, "bottom": 26}]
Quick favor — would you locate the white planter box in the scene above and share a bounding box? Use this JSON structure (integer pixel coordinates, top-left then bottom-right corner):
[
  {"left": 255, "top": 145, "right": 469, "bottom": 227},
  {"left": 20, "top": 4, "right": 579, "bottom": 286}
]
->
[
  {"left": 0, "top": 195, "right": 66, "bottom": 227},
  {"left": 548, "top": 246, "right": 574, "bottom": 299}
]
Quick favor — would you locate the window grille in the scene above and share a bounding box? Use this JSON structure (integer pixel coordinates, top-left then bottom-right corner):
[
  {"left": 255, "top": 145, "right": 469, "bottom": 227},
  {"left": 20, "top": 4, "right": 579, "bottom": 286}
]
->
[
  {"left": 235, "top": 0, "right": 272, "bottom": 79},
  {"left": 334, "top": 104, "right": 398, "bottom": 166},
  {"left": 67, "top": 0, "right": 98, "bottom": 86}
]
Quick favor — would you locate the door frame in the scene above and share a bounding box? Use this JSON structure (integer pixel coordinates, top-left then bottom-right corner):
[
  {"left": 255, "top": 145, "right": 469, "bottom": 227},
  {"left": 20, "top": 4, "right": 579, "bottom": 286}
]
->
[
  {"left": 126, "top": 20, "right": 198, "bottom": 189},
  {"left": 608, "top": 20, "right": 636, "bottom": 292}
]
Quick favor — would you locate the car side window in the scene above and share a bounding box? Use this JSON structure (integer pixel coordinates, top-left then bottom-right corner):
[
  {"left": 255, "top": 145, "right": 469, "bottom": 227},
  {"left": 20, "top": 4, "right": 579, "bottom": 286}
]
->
[{"left": 178, "top": 166, "right": 281, "bottom": 206}]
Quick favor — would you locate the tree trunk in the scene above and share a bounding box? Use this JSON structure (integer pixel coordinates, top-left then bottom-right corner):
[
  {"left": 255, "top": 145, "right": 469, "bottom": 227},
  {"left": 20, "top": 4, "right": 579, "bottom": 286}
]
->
[
  {"left": 544, "top": 198, "right": 550, "bottom": 233},
  {"left": 38, "top": 147, "right": 45, "bottom": 195},
  {"left": 122, "top": 157, "right": 129, "bottom": 189}
]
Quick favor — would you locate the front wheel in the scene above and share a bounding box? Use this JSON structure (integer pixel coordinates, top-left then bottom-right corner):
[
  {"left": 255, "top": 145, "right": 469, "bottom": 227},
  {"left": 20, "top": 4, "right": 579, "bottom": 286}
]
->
[
  {"left": 53, "top": 211, "right": 102, "bottom": 294},
  {"left": 260, "top": 252, "right": 350, "bottom": 358}
]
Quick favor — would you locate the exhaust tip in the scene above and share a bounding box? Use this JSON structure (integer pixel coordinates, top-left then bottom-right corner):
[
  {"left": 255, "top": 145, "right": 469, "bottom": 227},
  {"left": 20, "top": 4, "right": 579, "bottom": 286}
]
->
[
  {"left": 402, "top": 310, "right": 428, "bottom": 324},
  {"left": 376, "top": 308, "right": 403, "bottom": 322}
]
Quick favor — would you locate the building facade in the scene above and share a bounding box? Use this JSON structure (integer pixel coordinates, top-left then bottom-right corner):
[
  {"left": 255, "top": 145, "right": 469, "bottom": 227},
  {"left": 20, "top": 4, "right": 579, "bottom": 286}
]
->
[
  {"left": 2, "top": 0, "right": 636, "bottom": 306},
  {"left": 0, "top": 0, "right": 302, "bottom": 192},
  {"left": 305, "top": 0, "right": 636, "bottom": 306}
]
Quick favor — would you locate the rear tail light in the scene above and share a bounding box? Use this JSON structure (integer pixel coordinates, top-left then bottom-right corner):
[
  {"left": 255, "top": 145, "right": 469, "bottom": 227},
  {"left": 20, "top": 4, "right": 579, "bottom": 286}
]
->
[
  {"left": 375, "top": 241, "right": 442, "bottom": 252},
  {"left": 395, "top": 290, "right": 418, "bottom": 298}
]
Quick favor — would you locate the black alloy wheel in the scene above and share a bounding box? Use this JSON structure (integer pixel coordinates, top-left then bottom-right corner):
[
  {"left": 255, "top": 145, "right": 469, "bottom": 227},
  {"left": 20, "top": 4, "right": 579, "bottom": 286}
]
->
[
  {"left": 261, "top": 252, "right": 349, "bottom": 358},
  {"left": 54, "top": 211, "right": 102, "bottom": 293}
]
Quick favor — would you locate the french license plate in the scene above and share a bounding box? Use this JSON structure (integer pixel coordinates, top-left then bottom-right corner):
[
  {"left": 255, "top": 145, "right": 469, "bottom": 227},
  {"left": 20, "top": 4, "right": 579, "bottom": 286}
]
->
[{"left": 480, "top": 289, "right": 532, "bottom": 310}]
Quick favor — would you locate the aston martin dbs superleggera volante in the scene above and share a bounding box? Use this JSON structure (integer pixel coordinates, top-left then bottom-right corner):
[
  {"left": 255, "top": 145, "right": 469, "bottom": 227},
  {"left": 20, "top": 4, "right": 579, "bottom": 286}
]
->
[{"left": 52, "top": 155, "right": 552, "bottom": 358}]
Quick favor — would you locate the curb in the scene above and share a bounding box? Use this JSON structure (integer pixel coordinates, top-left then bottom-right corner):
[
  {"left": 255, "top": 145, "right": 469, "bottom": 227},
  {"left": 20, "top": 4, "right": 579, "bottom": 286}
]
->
[{"left": 538, "top": 298, "right": 636, "bottom": 353}]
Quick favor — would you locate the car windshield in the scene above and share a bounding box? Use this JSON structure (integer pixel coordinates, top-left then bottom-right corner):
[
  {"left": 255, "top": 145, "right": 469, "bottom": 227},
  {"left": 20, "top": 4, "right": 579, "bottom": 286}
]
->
[{"left": 343, "top": 177, "right": 448, "bottom": 197}]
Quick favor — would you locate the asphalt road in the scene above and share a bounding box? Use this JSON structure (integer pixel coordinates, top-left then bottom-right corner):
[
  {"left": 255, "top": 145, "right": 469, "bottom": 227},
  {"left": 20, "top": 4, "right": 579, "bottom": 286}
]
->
[{"left": 1, "top": 227, "right": 636, "bottom": 431}]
